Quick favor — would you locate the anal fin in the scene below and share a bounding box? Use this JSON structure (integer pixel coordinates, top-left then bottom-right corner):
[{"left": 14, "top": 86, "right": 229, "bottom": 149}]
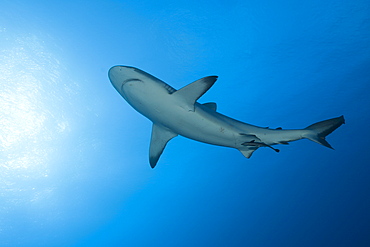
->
[{"left": 238, "top": 147, "right": 259, "bottom": 159}]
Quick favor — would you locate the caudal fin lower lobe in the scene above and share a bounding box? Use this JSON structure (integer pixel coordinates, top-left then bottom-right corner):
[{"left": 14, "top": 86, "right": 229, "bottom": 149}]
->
[{"left": 303, "top": 115, "right": 345, "bottom": 149}]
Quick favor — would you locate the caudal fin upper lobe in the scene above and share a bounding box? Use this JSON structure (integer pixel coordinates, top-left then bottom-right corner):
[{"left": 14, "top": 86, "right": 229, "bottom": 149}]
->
[{"left": 303, "top": 115, "right": 345, "bottom": 149}]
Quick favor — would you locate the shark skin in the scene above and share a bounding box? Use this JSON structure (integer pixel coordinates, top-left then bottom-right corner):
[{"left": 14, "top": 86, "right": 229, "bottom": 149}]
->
[{"left": 109, "top": 66, "right": 345, "bottom": 168}]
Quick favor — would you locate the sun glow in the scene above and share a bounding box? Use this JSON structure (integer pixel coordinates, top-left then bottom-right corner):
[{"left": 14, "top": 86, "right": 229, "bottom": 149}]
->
[{"left": 0, "top": 33, "right": 70, "bottom": 200}]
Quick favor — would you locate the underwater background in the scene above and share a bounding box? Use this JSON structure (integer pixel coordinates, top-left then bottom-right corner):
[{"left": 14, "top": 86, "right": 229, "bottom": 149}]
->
[{"left": 1, "top": 0, "right": 369, "bottom": 246}]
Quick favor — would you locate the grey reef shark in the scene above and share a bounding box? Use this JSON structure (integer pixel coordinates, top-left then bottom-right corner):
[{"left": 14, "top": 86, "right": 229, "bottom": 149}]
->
[{"left": 109, "top": 66, "right": 345, "bottom": 168}]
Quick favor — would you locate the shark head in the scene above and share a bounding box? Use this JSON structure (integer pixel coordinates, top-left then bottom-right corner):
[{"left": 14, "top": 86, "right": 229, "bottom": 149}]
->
[
  {"left": 109, "top": 66, "right": 176, "bottom": 99},
  {"left": 109, "top": 66, "right": 144, "bottom": 101},
  {"left": 108, "top": 66, "right": 177, "bottom": 118}
]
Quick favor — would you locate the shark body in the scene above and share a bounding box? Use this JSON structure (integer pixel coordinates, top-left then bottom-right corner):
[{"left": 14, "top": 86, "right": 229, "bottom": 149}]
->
[{"left": 109, "top": 66, "right": 345, "bottom": 168}]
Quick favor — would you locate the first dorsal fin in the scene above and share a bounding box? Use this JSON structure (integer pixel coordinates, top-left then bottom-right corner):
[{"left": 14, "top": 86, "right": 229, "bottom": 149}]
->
[
  {"left": 173, "top": 76, "right": 218, "bottom": 111},
  {"left": 202, "top": 102, "right": 217, "bottom": 111},
  {"left": 149, "top": 124, "right": 178, "bottom": 168}
]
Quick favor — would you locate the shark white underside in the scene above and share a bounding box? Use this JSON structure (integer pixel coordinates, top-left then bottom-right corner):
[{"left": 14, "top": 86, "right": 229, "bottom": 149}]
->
[{"left": 109, "top": 66, "right": 345, "bottom": 168}]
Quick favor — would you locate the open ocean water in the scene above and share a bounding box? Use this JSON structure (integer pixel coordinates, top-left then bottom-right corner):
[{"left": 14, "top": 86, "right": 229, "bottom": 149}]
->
[{"left": 1, "top": 1, "right": 369, "bottom": 246}]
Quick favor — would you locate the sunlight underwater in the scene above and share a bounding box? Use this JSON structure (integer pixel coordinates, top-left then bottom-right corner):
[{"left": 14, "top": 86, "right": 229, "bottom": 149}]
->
[{"left": 0, "top": 32, "right": 69, "bottom": 210}]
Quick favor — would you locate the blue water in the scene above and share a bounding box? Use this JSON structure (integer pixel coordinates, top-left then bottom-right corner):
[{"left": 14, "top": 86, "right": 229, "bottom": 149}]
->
[{"left": 1, "top": 1, "right": 369, "bottom": 246}]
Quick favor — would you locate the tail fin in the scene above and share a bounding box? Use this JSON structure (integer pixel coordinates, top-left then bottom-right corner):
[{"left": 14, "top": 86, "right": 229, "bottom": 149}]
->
[{"left": 303, "top": 116, "right": 345, "bottom": 149}]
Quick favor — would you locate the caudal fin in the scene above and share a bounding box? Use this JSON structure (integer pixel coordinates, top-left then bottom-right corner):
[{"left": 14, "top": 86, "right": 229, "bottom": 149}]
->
[{"left": 303, "top": 115, "right": 345, "bottom": 149}]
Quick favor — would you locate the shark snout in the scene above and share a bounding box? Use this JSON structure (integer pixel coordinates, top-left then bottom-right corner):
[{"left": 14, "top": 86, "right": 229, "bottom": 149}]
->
[
  {"left": 108, "top": 66, "right": 127, "bottom": 83},
  {"left": 108, "top": 66, "right": 121, "bottom": 87},
  {"left": 109, "top": 66, "right": 137, "bottom": 90}
]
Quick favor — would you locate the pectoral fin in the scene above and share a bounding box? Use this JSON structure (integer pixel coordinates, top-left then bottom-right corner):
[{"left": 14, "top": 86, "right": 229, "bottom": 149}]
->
[
  {"left": 149, "top": 124, "right": 178, "bottom": 168},
  {"left": 173, "top": 76, "right": 218, "bottom": 111}
]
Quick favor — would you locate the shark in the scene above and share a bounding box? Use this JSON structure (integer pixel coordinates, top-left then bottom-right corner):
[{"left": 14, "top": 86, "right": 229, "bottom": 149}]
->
[{"left": 108, "top": 66, "right": 345, "bottom": 168}]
